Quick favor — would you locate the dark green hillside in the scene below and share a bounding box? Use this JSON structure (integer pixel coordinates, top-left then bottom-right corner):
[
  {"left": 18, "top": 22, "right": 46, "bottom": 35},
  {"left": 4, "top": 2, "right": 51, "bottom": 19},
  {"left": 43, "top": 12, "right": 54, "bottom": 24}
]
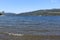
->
[{"left": 18, "top": 9, "right": 60, "bottom": 16}]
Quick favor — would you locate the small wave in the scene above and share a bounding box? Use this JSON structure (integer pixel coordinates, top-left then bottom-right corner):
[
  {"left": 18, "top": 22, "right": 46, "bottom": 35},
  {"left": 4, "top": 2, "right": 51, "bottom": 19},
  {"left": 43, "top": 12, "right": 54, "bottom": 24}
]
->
[{"left": 8, "top": 33, "right": 24, "bottom": 36}]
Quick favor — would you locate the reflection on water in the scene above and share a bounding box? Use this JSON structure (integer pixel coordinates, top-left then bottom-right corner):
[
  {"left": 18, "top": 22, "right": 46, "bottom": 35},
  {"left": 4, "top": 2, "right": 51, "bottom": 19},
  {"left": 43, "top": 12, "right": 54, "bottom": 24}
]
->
[{"left": 0, "top": 16, "right": 60, "bottom": 35}]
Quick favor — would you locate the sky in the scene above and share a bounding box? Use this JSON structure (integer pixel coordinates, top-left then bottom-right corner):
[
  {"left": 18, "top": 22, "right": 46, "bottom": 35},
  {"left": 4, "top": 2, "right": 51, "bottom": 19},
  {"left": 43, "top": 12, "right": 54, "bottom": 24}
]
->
[{"left": 0, "top": 0, "right": 60, "bottom": 13}]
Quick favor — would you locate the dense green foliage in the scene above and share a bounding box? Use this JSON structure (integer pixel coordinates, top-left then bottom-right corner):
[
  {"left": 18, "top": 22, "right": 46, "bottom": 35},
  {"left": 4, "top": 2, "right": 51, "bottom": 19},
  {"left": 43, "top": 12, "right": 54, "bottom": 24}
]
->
[{"left": 0, "top": 12, "right": 3, "bottom": 15}]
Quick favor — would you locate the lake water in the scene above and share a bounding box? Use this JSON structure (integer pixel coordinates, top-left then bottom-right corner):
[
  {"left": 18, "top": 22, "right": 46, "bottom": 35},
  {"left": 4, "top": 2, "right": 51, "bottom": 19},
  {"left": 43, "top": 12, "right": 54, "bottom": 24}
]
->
[{"left": 0, "top": 15, "right": 60, "bottom": 35}]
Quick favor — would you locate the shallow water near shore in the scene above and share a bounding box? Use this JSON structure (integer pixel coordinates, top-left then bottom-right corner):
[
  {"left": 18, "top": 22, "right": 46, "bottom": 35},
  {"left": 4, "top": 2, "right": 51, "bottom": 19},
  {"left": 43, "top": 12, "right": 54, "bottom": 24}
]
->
[{"left": 0, "top": 33, "right": 60, "bottom": 40}]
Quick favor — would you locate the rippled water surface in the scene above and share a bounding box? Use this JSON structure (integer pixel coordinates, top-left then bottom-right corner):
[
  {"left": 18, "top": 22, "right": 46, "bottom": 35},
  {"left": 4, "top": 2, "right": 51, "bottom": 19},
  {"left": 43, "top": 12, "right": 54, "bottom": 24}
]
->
[{"left": 0, "top": 16, "right": 60, "bottom": 35}]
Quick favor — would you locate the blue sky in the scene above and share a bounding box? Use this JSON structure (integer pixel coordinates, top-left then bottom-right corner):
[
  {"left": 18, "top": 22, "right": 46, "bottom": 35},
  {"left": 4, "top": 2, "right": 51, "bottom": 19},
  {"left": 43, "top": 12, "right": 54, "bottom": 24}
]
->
[{"left": 0, "top": 0, "right": 60, "bottom": 13}]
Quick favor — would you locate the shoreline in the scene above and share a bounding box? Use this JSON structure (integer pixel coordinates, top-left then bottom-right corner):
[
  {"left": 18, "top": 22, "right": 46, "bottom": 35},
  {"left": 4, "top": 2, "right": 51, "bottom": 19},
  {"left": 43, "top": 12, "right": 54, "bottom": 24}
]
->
[{"left": 0, "top": 32, "right": 60, "bottom": 40}]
